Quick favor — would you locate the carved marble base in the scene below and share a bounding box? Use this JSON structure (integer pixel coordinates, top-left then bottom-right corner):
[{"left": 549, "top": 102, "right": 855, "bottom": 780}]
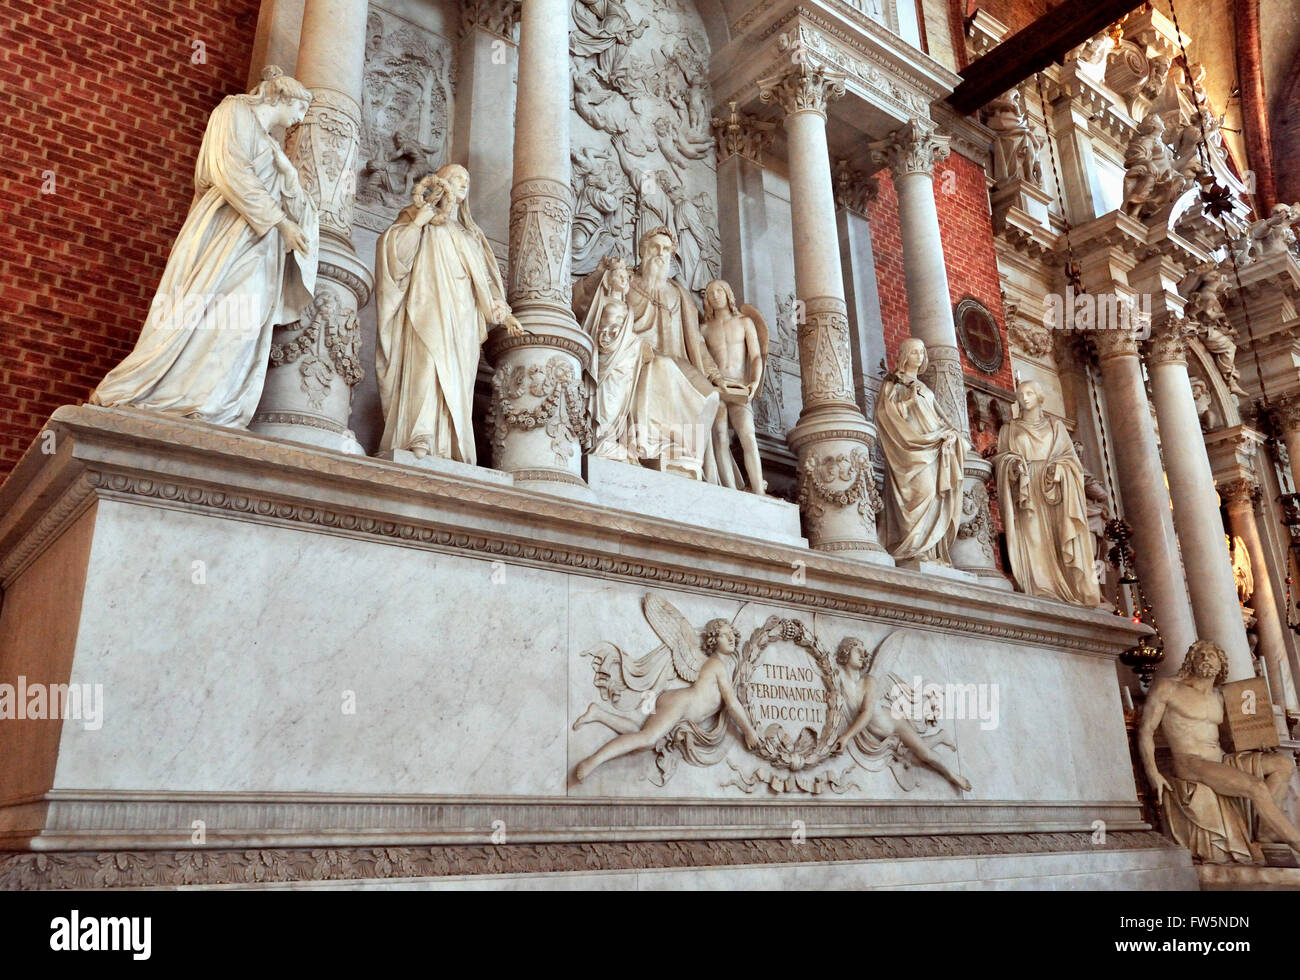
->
[
  {"left": 0, "top": 406, "right": 1157, "bottom": 880},
  {"left": 894, "top": 558, "right": 978, "bottom": 581},
  {"left": 586, "top": 456, "right": 805, "bottom": 547},
  {"left": 376, "top": 449, "right": 514, "bottom": 487},
  {"left": 951, "top": 456, "right": 1013, "bottom": 589}
]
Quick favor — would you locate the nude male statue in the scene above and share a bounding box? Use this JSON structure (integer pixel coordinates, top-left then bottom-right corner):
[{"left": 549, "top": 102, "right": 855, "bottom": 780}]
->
[
  {"left": 700, "top": 279, "right": 767, "bottom": 494},
  {"left": 1139, "top": 639, "right": 1300, "bottom": 851}
]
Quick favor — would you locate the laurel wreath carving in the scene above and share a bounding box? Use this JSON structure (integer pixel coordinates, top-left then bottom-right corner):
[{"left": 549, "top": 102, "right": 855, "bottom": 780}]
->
[{"left": 734, "top": 616, "right": 847, "bottom": 772}]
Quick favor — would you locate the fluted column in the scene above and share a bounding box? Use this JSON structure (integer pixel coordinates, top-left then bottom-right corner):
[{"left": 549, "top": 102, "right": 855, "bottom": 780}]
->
[
  {"left": 1220, "top": 476, "right": 1300, "bottom": 723},
  {"left": 484, "top": 0, "right": 593, "bottom": 498},
  {"left": 1092, "top": 327, "right": 1198, "bottom": 669},
  {"left": 758, "top": 66, "right": 889, "bottom": 561},
  {"left": 870, "top": 118, "right": 968, "bottom": 439},
  {"left": 1145, "top": 320, "right": 1254, "bottom": 679},
  {"left": 251, "top": 0, "right": 373, "bottom": 454}
]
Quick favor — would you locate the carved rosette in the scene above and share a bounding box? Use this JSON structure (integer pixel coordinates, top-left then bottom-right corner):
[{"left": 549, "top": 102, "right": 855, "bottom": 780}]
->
[
  {"left": 288, "top": 88, "right": 363, "bottom": 241},
  {"left": 507, "top": 177, "right": 574, "bottom": 308},
  {"left": 795, "top": 442, "right": 886, "bottom": 553},
  {"left": 798, "top": 297, "right": 856, "bottom": 409},
  {"left": 487, "top": 350, "right": 590, "bottom": 485},
  {"left": 870, "top": 118, "right": 951, "bottom": 181},
  {"left": 758, "top": 66, "right": 847, "bottom": 119},
  {"left": 1144, "top": 317, "right": 1195, "bottom": 367},
  {"left": 460, "top": 0, "right": 522, "bottom": 40}
]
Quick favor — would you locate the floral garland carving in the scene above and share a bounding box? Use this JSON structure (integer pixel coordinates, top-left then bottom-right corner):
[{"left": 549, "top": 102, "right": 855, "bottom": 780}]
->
[
  {"left": 489, "top": 356, "right": 592, "bottom": 465},
  {"left": 796, "top": 447, "right": 882, "bottom": 535}
]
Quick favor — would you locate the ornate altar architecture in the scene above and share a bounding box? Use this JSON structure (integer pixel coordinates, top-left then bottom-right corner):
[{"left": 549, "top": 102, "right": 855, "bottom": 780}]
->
[{"left": 2, "top": 0, "right": 1299, "bottom": 891}]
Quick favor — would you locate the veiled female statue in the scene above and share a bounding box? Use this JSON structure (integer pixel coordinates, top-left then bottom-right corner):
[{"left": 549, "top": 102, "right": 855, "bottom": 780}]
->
[
  {"left": 874, "top": 338, "right": 965, "bottom": 564},
  {"left": 90, "top": 67, "right": 318, "bottom": 426},
  {"left": 584, "top": 256, "right": 649, "bottom": 461},
  {"left": 994, "top": 380, "right": 1101, "bottom": 605},
  {"left": 375, "top": 164, "right": 522, "bottom": 463}
]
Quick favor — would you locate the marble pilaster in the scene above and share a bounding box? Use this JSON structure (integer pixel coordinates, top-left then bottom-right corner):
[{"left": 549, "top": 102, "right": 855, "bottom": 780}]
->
[
  {"left": 758, "top": 66, "right": 889, "bottom": 562},
  {"left": 250, "top": 0, "right": 373, "bottom": 455},
  {"left": 485, "top": 0, "right": 593, "bottom": 499},
  {"left": 1145, "top": 318, "right": 1254, "bottom": 680}
]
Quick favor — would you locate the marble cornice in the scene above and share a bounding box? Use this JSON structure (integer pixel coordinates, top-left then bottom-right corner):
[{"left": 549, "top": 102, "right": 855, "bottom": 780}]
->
[
  {"left": 0, "top": 406, "right": 1150, "bottom": 658},
  {"left": 715, "top": 4, "right": 957, "bottom": 127}
]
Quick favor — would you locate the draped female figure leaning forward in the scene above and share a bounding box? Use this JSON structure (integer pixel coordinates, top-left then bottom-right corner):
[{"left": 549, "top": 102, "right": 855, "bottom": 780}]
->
[{"left": 91, "top": 67, "right": 318, "bottom": 426}]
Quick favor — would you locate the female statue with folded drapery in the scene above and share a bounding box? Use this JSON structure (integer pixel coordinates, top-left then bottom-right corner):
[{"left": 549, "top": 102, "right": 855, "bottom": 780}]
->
[
  {"left": 995, "top": 380, "right": 1101, "bottom": 605},
  {"left": 874, "top": 338, "right": 965, "bottom": 564},
  {"left": 374, "top": 164, "right": 522, "bottom": 464},
  {"left": 91, "top": 67, "right": 318, "bottom": 426}
]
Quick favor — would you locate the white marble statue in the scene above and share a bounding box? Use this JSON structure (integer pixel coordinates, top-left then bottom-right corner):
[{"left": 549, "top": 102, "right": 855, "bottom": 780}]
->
[
  {"left": 1139, "top": 640, "right": 1300, "bottom": 862},
  {"left": 995, "top": 381, "right": 1101, "bottom": 606},
  {"left": 374, "top": 165, "right": 522, "bottom": 463},
  {"left": 700, "top": 280, "right": 768, "bottom": 494},
  {"left": 874, "top": 339, "right": 966, "bottom": 564},
  {"left": 90, "top": 67, "right": 318, "bottom": 426},
  {"left": 584, "top": 256, "right": 649, "bottom": 461}
]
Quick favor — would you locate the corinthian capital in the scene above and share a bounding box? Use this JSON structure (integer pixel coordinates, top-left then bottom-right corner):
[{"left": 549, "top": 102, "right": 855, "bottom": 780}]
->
[
  {"left": 461, "top": 0, "right": 521, "bottom": 41},
  {"left": 758, "top": 66, "right": 846, "bottom": 119},
  {"left": 869, "top": 117, "right": 951, "bottom": 179},
  {"left": 1218, "top": 476, "right": 1260, "bottom": 506},
  {"left": 711, "top": 100, "right": 777, "bottom": 163},
  {"left": 1144, "top": 317, "right": 1196, "bottom": 366}
]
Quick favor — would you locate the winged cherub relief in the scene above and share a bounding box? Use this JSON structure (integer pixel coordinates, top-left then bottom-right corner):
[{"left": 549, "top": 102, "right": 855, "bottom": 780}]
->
[
  {"left": 572, "top": 594, "right": 760, "bottom": 784},
  {"left": 574, "top": 595, "right": 973, "bottom": 794}
]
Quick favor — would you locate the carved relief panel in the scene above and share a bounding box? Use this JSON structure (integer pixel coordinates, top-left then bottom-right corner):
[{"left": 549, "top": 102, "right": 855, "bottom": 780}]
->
[
  {"left": 355, "top": 4, "right": 456, "bottom": 234},
  {"left": 568, "top": 0, "right": 721, "bottom": 292}
]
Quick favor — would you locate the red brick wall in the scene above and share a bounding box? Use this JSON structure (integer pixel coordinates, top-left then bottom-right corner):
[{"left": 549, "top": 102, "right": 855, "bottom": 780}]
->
[
  {"left": 0, "top": 0, "right": 260, "bottom": 478},
  {"left": 867, "top": 152, "right": 1014, "bottom": 417}
]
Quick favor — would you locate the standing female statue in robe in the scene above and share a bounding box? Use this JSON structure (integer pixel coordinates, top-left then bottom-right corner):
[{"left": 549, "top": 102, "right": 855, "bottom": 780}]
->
[
  {"left": 91, "top": 67, "right": 318, "bottom": 427},
  {"left": 874, "top": 338, "right": 966, "bottom": 564},
  {"left": 994, "top": 380, "right": 1101, "bottom": 605},
  {"left": 374, "top": 164, "right": 522, "bottom": 463}
]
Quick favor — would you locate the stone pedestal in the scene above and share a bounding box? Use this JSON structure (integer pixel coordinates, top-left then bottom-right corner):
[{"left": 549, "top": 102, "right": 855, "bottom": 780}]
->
[
  {"left": 950, "top": 456, "right": 1013, "bottom": 588},
  {"left": 759, "top": 66, "right": 889, "bottom": 563},
  {"left": 250, "top": 0, "right": 373, "bottom": 454}
]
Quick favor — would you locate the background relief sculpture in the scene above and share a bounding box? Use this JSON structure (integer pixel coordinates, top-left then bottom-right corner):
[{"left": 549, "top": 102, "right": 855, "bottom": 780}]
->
[
  {"left": 568, "top": 0, "right": 721, "bottom": 291},
  {"left": 574, "top": 594, "right": 972, "bottom": 795}
]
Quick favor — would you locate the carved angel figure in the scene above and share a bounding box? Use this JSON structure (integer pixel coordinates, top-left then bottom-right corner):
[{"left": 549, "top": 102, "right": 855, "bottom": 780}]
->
[
  {"left": 573, "top": 594, "right": 759, "bottom": 784},
  {"left": 700, "top": 280, "right": 768, "bottom": 494},
  {"left": 833, "top": 633, "right": 971, "bottom": 792}
]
